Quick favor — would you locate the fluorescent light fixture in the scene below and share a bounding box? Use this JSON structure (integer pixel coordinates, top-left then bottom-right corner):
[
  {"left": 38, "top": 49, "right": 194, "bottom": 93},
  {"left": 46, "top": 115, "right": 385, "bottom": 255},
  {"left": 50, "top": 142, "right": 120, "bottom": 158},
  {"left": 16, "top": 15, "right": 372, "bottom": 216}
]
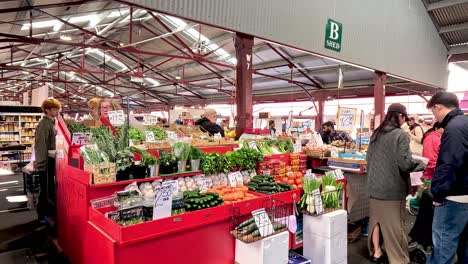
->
[
  {"left": 21, "top": 20, "right": 61, "bottom": 30},
  {"left": 60, "top": 35, "right": 72, "bottom": 41},
  {"left": 145, "top": 78, "right": 160, "bottom": 87},
  {"left": 6, "top": 195, "right": 28, "bottom": 203},
  {"left": 162, "top": 15, "right": 237, "bottom": 65},
  {"left": 21, "top": 71, "right": 29, "bottom": 74},
  {"left": 104, "top": 90, "right": 114, "bottom": 97},
  {"left": 69, "top": 15, "right": 97, "bottom": 24},
  {"left": 0, "top": 180, "right": 18, "bottom": 185},
  {"left": 108, "top": 9, "right": 130, "bottom": 18},
  {"left": 175, "top": 76, "right": 181, "bottom": 80}
]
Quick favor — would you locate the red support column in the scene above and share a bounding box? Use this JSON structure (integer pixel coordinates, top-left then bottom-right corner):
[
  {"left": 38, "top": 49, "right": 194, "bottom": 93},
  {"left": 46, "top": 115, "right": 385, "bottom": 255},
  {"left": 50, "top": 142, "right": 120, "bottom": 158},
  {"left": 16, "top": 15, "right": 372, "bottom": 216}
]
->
[
  {"left": 374, "top": 71, "right": 387, "bottom": 126},
  {"left": 315, "top": 97, "right": 325, "bottom": 131},
  {"left": 235, "top": 33, "right": 254, "bottom": 139}
]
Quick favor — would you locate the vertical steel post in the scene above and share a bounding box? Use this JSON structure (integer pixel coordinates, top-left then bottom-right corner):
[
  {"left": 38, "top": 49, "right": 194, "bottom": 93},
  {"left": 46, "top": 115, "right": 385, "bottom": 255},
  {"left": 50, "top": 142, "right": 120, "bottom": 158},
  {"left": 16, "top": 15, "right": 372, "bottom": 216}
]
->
[
  {"left": 374, "top": 71, "right": 386, "bottom": 126},
  {"left": 315, "top": 96, "right": 325, "bottom": 132},
  {"left": 234, "top": 33, "right": 254, "bottom": 139}
]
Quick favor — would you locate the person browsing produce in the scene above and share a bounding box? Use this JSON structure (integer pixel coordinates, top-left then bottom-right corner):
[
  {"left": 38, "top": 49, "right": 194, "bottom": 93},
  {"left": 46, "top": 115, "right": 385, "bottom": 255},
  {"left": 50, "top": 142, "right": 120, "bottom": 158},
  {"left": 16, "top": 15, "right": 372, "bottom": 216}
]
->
[
  {"left": 366, "top": 103, "right": 426, "bottom": 264},
  {"left": 321, "top": 121, "right": 353, "bottom": 144},
  {"left": 34, "top": 97, "right": 61, "bottom": 223},
  {"left": 195, "top": 108, "right": 224, "bottom": 137},
  {"left": 426, "top": 91, "right": 468, "bottom": 264}
]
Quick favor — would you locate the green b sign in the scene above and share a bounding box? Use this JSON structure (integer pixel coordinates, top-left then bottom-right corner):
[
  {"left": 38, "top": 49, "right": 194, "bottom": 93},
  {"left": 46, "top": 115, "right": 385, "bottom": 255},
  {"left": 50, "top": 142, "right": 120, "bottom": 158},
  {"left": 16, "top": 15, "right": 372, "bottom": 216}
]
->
[{"left": 324, "top": 19, "right": 343, "bottom": 52}]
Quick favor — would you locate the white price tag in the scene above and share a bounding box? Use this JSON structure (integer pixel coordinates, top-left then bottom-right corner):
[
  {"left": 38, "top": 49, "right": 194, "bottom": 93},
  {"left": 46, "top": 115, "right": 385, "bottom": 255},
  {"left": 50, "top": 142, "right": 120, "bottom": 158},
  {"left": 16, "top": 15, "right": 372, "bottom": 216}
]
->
[
  {"left": 293, "top": 143, "right": 302, "bottom": 153},
  {"left": 72, "top": 132, "right": 93, "bottom": 145},
  {"left": 162, "top": 180, "right": 179, "bottom": 196},
  {"left": 248, "top": 141, "right": 259, "bottom": 151},
  {"left": 232, "top": 171, "right": 243, "bottom": 185},
  {"left": 334, "top": 169, "right": 344, "bottom": 180},
  {"left": 227, "top": 172, "right": 238, "bottom": 187},
  {"left": 199, "top": 177, "right": 209, "bottom": 193},
  {"left": 145, "top": 131, "right": 155, "bottom": 142},
  {"left": 108, "top": 110, "right": 125, "bottom": 126},
  {"left": 249, "top": 170, "right": 257, "bottom": 177},
  {"left": 304, "top": 169, "right": 314, "bottom": 179},
  {"left": 152, "top": 185, "right": 173, "bottom": 220},
  {"left": 313, "top": 189, "right": 324, "bottom": 215},
  {"left": 252, "top": 208, "right": 274, "bottom": 237}
]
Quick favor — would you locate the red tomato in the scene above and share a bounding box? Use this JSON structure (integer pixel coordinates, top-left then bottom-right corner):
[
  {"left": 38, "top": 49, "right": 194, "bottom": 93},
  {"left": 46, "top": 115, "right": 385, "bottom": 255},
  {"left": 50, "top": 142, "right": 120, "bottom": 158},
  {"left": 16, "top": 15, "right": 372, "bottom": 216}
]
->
[
  {"left": 292, "top": 184, "right": 298, "bottom": 189},
  {"left": 287, "top": 180, "right": 295, "bottom": 185},
  {"left": 298, "top": 184, "right": 303, "bottom": 189},
  {"left": 295, "top": 178, "right": 303, "bottom": 185}
]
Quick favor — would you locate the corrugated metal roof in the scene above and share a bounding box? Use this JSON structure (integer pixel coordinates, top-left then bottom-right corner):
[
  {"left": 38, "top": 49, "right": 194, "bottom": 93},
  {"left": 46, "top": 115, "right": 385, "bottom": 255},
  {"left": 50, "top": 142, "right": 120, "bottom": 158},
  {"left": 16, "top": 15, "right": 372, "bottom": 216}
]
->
[
  {"left": 443, "top": 29, "right": 468, "bottom": 45},
  {"left": 432, "top": 3, "right": 468, "bottom": 27}
]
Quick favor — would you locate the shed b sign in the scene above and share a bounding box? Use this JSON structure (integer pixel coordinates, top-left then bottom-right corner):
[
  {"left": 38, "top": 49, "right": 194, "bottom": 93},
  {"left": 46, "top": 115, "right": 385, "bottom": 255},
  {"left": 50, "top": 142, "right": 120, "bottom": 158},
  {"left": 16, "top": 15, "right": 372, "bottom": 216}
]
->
[{"left": 325, "top": 19, "right": 342, "bottom": 52}]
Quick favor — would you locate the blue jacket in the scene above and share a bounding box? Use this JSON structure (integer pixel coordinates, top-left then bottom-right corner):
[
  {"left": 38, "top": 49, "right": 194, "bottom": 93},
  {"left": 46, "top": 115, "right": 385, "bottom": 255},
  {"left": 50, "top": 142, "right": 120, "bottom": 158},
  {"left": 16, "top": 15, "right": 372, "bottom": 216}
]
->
[{"left": 431, "top": 108, "right": 468, "bottom": 203}]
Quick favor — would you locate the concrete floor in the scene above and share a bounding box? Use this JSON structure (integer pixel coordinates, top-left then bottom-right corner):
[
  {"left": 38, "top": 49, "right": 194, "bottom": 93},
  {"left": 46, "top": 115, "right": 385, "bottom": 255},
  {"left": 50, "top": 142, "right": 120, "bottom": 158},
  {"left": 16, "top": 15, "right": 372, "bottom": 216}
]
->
[{"left": 0, "top": 172, "right": 419, "bottom": 264}]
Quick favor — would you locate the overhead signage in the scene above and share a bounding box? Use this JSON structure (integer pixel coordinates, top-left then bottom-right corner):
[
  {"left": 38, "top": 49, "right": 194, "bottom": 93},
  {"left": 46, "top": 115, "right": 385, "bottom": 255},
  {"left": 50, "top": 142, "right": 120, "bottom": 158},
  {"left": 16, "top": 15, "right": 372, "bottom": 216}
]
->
[
  {"left": 325, "top": 18, "right": 343, "bottom": 52},
  {"left": 336, "top": 107, "right": 356, "bottom": 132}
]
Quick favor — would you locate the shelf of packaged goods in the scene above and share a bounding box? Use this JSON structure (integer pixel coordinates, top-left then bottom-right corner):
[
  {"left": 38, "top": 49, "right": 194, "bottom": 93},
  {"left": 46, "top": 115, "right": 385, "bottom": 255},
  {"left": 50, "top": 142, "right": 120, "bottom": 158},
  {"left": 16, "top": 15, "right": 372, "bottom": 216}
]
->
[
  {"left": 0, "top": 140, "right": 20, "bottom": 142},
  {"left": 21, "top": 136, "right": 35, "bottom": 138},
  {"left": 0, "top": 159, "right": 30, "bottom": 164},
  {"left": 0, "top": 121, "right": 19, "bottom": 123},
  {"left": 0, "top": 131, "right": 20, "bottom": 133}
]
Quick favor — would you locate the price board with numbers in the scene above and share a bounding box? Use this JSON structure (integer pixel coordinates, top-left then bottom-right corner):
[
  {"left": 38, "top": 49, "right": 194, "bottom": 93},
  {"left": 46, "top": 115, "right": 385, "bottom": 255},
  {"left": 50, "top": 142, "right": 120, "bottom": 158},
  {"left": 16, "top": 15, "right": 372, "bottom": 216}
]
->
[
  {"left": 107, "top": 110, "right": 125, "bottom": 126},
  {"left": 336, "top": 107, "right": 357, "bottom": 132},
  {"left": 71, "top": 132, "right": 93, "bottom": 145}
]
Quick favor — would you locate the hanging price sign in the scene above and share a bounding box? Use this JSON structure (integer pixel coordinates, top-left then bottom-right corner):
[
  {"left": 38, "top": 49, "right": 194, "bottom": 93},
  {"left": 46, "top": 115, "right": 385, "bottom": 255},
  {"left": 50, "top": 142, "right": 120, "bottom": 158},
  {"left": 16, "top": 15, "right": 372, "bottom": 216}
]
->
[
  {"left": 107, "top": 110, "right": 125, "bottom": 126},
  {"left": 252, "top": 208, "right": 274, "bottom": 237},
  {"left": 71, "top": 132, "right": 93, "bottom": 145},
  {"left": 336, "top": 107, "right": 357, "bottom": 132}
]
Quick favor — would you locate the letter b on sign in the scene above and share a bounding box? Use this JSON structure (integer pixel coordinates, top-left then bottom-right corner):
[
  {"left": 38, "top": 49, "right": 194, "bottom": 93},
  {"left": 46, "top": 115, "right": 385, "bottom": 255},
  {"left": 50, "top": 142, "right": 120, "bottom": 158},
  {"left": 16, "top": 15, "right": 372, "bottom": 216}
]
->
[{"left": 325, "top": 19, "right": 342, "bottom": 52}]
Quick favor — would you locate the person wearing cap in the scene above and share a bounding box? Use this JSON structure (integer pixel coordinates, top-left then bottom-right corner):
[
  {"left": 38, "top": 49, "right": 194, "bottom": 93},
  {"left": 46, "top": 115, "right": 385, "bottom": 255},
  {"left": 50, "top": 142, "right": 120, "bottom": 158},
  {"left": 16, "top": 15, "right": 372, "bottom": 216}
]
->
[
  {"left": 35, "top": 97, "right": 61, "bottom": 222},
  {"left": 367, "top": 103, "right": 426, "bottom": 264},
  {"left": 425, "top": 91, "right": 468, "bottom": 264},
  {"left": 195, "top": 108, "right": 224, "bottom": 137}
]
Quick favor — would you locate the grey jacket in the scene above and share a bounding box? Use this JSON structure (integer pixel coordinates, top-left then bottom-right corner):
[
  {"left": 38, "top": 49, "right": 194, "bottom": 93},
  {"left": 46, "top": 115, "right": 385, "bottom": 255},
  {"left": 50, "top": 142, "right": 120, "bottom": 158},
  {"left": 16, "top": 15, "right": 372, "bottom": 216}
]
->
[
  {"left": 367, "top": 127, "right": 425, "bottom": 200},
  {"left": 34, "top": 116, "right": 56, "bottom": 172}
]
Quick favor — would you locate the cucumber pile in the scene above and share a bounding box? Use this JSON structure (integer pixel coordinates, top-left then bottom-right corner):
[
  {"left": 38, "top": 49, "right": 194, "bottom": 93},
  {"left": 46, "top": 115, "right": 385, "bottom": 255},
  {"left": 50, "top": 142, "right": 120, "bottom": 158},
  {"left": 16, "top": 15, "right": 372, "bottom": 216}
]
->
[
  {"left": 183, "top": 190, "right": 224, "bottom": 212},
  {"left": 247, "top": 175, "right": 293, "bottom": 194},
  {"left": 233, "top": 217, "right": 287, "bottom": 241}
]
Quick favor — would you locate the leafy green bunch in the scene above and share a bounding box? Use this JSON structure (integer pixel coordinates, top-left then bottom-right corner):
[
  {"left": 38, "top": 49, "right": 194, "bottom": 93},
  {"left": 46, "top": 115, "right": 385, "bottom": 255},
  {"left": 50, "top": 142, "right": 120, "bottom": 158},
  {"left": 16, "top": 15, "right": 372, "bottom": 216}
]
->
[{"left": 171, "top": 142, "right": 192, "bottom": 161}]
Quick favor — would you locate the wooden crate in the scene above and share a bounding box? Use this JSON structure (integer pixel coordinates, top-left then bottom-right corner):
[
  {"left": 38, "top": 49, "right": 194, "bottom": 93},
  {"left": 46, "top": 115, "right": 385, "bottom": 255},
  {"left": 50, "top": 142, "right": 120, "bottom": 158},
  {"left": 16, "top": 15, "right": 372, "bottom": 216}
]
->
[{"left": 84, "top": 163, "right": 116, "bottom": 185}]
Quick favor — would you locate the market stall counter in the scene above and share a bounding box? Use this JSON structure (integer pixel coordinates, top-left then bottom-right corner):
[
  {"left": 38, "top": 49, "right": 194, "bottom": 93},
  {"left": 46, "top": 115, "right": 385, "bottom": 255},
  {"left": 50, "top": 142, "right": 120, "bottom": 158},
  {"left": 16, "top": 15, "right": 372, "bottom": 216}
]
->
[{"left": 84, "top": 190, "right": 301, "bottom": 264}]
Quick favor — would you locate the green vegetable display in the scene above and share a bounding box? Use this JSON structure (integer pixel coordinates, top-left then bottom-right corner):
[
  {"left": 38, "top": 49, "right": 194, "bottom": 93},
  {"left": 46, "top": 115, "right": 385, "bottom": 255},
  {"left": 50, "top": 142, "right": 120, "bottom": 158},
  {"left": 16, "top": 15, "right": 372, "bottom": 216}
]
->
[
  {"left": 320, "top": 175, "right": 344, "bottom": 209},
  {"left": 299, "top": 177, "right": 320, "bottom": 213},
  {"left": 201, "top": 152, "right": 223, "bottom": 175},
  {"left": 145, "top": 126, "right": 167, "bottom": 140},
  {"left": 183, "top": 190, "right": 224, "bottom": 212},
  {"left": 128, "top": 127, "right": 145, "bottom": 142},
  {"left": 158, "top": 150, "right": 177, "bottom": 167},
  {"left": 171, "top": 142, "right": 191, "bottom": 161},
  {"left": 68, "top": 121, "right": 92, "bottom": 134},
  {"left": 247, "top": 175, "right": 292, "bottom": 194},
  {"left": 233, "top": 217, "right": 287, "bottom": 241},
  {"left": 80, "top": 146, "right": 109, "bottom": 165},
  {"left": 130, "top": 147, "right": 159, "bottom": 166},
  {"left": 189, "top": 146, "right": 204, "bottom": 160}
]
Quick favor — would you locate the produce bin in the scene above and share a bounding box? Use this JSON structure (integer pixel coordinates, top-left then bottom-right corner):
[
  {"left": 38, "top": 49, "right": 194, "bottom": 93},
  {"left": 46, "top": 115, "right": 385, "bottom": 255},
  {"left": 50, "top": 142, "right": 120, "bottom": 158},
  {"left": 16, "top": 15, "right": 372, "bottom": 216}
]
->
[{"left": 84, "top": 191, "right": 300, "bottom": 264}]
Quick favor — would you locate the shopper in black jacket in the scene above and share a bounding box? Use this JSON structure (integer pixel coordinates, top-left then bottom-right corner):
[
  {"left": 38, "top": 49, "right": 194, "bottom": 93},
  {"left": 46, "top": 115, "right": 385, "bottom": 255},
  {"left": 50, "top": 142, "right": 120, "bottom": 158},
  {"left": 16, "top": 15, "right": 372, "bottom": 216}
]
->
[
  {"left": 195, "top": 108, "right": 224, "bottom": 137},
  {"left": 426, "top": 91, "right": 468, "bottom": 264}
]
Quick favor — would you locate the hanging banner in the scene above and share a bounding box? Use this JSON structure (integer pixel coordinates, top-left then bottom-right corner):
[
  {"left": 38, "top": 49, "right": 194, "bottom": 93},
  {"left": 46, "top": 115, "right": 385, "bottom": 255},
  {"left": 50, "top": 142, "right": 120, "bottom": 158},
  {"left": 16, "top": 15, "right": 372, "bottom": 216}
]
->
[{"left": 336, "top": 107, "right": 356, "bottom": 132}]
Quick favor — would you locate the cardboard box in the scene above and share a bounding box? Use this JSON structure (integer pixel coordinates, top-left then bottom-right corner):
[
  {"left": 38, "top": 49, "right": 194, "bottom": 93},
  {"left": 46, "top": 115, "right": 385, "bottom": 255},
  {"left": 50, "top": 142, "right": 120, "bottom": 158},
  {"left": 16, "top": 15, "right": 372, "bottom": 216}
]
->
[
  {"left": 288, "top": 251, "right": 311, "bottom": 264},
  {"left": 303, "top": 210, "right": 347, "bottom": 238},
  {"left": 235, "top": 231, "right": 289, "bottom": 264},
  {"left": 303, "top": 232, "right": 347, "bottom": 264}
]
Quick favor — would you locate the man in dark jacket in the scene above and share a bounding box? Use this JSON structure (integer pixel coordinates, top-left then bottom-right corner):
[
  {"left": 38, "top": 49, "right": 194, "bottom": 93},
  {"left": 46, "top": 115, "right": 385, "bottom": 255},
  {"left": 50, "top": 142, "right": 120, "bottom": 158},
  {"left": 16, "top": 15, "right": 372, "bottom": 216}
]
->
[
  {"left": 195, "top": 108, "right": 224, "bottom": 137},
  {"left": 35, "top": 97, "right": 61, "bottom": 222},
  {"left": 426, "top": 91, "right": 468, "bottom": 264}
]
